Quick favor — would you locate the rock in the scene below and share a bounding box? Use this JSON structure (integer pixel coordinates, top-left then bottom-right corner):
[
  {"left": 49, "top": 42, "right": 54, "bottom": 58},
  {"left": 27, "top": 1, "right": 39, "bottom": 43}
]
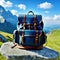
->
[{"left": 0, "top": 42, "right": 59, "bottom": 60}]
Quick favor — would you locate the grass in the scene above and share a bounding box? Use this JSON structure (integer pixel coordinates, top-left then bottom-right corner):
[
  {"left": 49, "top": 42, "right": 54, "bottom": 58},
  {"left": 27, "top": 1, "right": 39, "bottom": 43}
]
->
[
  {"left": 46, "top": 29, "right": 60, "bottom": 52},
  {"left": 0, "top": 31, "right": 13, "bottom": 60},
  {"left": 0, "top": 42, "right": 3, "bottom": 47},
  {"left": 0, "top": 53, "right": 6, "bottom": 60},
  {"left": 45, "top": 29, "right": 60, "bottom": 60},
  {"left": 0, "top": 31, "right": 13, "bottom": 42},
  {"left": 0, "top": 31, "right": 13, "bottom": 47}
]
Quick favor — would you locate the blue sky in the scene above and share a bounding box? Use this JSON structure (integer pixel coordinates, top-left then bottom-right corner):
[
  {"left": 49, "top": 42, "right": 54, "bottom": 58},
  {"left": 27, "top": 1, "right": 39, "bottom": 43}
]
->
[
  {"left": 0, "top": 0, "right": 60, "bottom": 15},
  {"left": 0, "top": 0, "right": 60, "bottom": 27}
]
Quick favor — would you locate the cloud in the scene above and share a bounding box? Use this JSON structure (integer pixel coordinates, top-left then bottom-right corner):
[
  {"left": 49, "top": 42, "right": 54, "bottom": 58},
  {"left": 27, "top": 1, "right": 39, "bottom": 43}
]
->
[
  {"left": 0, "top": 0, "right": 13, "bottom": 7},
  {"left": 43, "top": 15, "right": 60, "bottom": 26},
  {"left": 43, "top": 15, "right": 60, "bottom": 21},
  {"left": 38, "top": 2, "right": 53, "bottom": 9},
  {"left": 11, "top": 10, "right": 18, "bottom": 16},
  {"left": 0, "top": 16, "right": 5, "bottom": 23},
  {"left": 45, "top": 11, "right": 49, "bottom": 13},
  {"left": 18, "top": 4, "right": 26, "bottom": 10},
  {"left": 53, "top": 15, "right": 60, "bottom": 20}
]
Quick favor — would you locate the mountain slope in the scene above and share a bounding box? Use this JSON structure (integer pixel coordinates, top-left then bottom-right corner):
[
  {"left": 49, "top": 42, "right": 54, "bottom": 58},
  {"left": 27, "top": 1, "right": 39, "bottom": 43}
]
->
[
  {"left": 0, "top": 5, "right": 18, "bottom": 33},
  {"left": 46, "top": 29, "right": 60, "bottom": 52},
  {"left": 0, "top": 5, "right": 18, "bottom": 26},
  {"left": 0, "top": 20, "right": 16, "bottom": 33},
  {"left": 2, "top": 10, "right": 18, "bottom": 26},
  {"left": 0, "top": 31, "right": 13, "bottom": 42}
]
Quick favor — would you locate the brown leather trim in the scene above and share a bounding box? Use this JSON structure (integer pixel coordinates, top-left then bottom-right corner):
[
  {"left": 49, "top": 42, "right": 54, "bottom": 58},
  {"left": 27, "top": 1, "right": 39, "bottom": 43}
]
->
[
  {"left": 35, "top": 30, "right": 38, "bottom": 45},
  {"left": 22, "top": 15, "right": 26, "bottom": 44},
  {"left": 17, "top": 45, "right": 43, "bottom": 50}
]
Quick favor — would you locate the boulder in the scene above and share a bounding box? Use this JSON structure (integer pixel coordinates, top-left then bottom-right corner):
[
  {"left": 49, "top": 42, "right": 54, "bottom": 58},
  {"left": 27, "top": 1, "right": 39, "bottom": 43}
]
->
[{"left": 0, "top": 42, "right": 59, "bottom": 60}]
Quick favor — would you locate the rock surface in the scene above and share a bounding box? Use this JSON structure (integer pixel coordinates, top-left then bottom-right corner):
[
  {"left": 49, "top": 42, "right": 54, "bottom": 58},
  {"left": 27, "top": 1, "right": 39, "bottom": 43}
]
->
[{"left": 0, "top": 42, "right": 59, "bottom": 60}]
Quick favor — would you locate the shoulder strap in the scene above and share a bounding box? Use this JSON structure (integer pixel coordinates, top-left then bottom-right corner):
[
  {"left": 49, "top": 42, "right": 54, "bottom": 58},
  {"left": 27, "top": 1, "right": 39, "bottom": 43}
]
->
[
  {"left": 35, "top": 30, "right": 38, "bottom": 45},
  {"left": 34, "top": 15, "right": 39, "bottom": 45},
  {"left": 34, "top": 15, "right": 37, "bottom": 30},
  {"left": 22, "top": 15, "right": 26, "bottom": 44},
  {"left": 28, "top": 24, "right": 31, "bottom": 30},
  {"left": 23, "top": 15, "right": 26, "bottom": 29}
]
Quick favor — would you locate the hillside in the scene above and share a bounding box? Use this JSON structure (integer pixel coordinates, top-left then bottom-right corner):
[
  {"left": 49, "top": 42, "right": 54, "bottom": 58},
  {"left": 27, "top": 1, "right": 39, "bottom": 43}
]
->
[
  {"left": 0, "top": 5, "right": 17, "bottom": 33},
  {"left": 0, "top": 31, "right": 13, "bottom": 60},
  {"left": 46, "top": 29, "right": 60, "bottom": 52},
  {"left": 0, "top": 5, "right": 18, "bottom": 26},
  {"left": 0, "top": 21, "right": 16, "bottom": 33},
  {"left": 0, "top": 31, "right": 13, "bottom": 41},
  {"left": 0, "top": 31, "right": 13, "bottom": 47}
]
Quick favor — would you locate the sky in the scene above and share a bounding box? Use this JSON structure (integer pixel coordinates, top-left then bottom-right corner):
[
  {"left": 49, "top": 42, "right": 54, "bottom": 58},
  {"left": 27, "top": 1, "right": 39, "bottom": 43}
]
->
[{"left": 0, "top": 0, "right": 60, "bottom": 27}]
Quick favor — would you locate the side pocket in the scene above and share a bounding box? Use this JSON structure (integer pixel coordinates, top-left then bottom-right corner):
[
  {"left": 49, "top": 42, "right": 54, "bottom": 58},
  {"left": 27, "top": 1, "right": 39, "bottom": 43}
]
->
[
  {"left": 13, "top": 30, "right": 19, "bottom": 44},
  {"left": 40, "top": 31, "right": 47, "bottom": 45}
]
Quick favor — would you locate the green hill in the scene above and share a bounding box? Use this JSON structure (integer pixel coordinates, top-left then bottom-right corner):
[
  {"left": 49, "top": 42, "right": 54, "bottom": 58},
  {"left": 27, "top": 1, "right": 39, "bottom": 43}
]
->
[
  {"left": 0, "top": 31, "right": 13, "bottom": 46},
  {"left": 0, "top": 31, "right": 13, "bottom": 39},
  {"left": 0, "top": 31, "right": 13, "bottom": 60},
  {"left": 45, "top": 29, "right": 60, "bottom": 52}
]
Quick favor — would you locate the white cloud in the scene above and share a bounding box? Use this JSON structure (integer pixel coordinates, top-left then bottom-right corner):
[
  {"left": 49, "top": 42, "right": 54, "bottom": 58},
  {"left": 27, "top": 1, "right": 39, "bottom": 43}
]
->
[
  {"left": 0, "top": 0, "right": 13, "bottom": 7},
  {"left": 18, "top": 4, "right": 26, "bottom": 10},
  {"left": 11, "top": 10, "right": 18, "bottom": 16},
  {"left": 0, "top": 16, "right": 5, "bottom": 23},
  {"left": 43, "top": 15, "right": 60, "bottom": 26},
  {"left": 45, "top": 11, "right": 49, "bottom": 13},
  {"left": 38, "top": 2, "right": 53, "bottom": 9},
  {"left": 43, "top": 15, "right": 60, "bottom": 21},
  {"left": 43, "top": 16, "right": 52, "bottom": 20},
  {"left": 53, "top": 15, "right": 60, "bottom": 20}
]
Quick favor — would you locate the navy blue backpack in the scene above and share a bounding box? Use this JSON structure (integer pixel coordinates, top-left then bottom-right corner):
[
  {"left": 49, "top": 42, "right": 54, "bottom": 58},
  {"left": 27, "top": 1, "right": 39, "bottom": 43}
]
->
[{"left": 13, "top": 11, "right": 46, "bottom": 49}]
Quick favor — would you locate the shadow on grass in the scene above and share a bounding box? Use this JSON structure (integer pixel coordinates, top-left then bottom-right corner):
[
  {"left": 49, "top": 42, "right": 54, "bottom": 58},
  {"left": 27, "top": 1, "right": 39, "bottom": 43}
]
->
[{"left": 6, "top": 35, "right": 13, "bottom": 42}]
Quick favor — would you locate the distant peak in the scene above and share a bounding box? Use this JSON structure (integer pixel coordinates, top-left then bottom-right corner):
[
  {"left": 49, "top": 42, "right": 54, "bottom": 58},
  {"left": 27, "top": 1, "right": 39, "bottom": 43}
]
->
[{"left": 0, "top": 5, "right": 5, "bottom": 13}]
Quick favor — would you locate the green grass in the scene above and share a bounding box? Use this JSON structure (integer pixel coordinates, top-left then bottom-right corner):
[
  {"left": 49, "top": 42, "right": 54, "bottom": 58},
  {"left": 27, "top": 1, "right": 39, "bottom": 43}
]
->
[
  {"left": 0, "top": 31, "right": 13, "bottom": 42},
  {"left": 0, "top": 31, "right": 13, "bottom": 60},
  {"left": 45, "top": 29, "right": 60, "bottom": 52},
  {"left": 0, "top": 53, "right": 6, "bottom": 60},
  {"left": 0, "top": 42, "right": 3, "bottom": 47},
  {"left": 0, "top": 31, "right": 13, "bottom": 47}
]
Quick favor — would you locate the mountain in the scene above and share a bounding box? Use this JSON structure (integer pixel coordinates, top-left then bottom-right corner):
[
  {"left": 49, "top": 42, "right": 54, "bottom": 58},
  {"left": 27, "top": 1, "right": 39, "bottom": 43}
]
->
[
  {"left": 44, "top": 24, "right": 60, "bottom": 33},
  {"left": 0, "top": 5, "right": 5, "bottom": 13},
  {"left": 0, "top": 20, "right": 16, "bottom": 33},
  {"left": 0, "top": 5, "right": 60, "bottom": 34},
  {"left": 0, "top": 5, "right": 18, "bottom": 33},
  {"left": 0, "top": 5, "right": 18, "bottom": 26}
]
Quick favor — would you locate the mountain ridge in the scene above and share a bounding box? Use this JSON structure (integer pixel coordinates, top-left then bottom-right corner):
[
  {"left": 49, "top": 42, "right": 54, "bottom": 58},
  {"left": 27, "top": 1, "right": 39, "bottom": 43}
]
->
[{"left": 0, "top": 5, "right": 17, "bottom": 33}]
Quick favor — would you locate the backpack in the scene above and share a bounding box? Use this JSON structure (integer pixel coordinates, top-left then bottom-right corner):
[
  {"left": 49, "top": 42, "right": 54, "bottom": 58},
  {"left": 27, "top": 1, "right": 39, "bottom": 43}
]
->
[{"left": 13, "top": 11, "right": 47, "bottom": 49}]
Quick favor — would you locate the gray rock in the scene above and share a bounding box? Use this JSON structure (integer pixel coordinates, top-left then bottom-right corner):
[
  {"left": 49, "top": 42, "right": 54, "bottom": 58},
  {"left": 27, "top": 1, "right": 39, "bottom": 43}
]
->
[{"left": 0, "top": 42, "right": 59, "bottom": 60}]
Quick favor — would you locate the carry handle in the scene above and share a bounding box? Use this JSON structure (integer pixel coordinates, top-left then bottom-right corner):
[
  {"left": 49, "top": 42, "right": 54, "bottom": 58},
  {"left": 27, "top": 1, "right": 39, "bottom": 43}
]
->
[{"left": 27, "top": 11, "right": 34, "bottom": 15}]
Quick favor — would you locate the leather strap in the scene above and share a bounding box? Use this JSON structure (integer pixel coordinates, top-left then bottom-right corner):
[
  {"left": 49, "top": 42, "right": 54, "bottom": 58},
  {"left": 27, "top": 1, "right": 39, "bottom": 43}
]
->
[
  {"left": 34, "top": 15, "right": 38, "bottom": 45},
  {"left": 28, "top": 24, "right": 31, "bottom": 30},
  {"left": 22, "top": 15, "right": 26, "bottom": 44},
  {"left": 34, "top": 15, "right": 37, "bottom": 30},
  {"left": 35, "top": 30, "right": 38, "bottom": 45}
]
